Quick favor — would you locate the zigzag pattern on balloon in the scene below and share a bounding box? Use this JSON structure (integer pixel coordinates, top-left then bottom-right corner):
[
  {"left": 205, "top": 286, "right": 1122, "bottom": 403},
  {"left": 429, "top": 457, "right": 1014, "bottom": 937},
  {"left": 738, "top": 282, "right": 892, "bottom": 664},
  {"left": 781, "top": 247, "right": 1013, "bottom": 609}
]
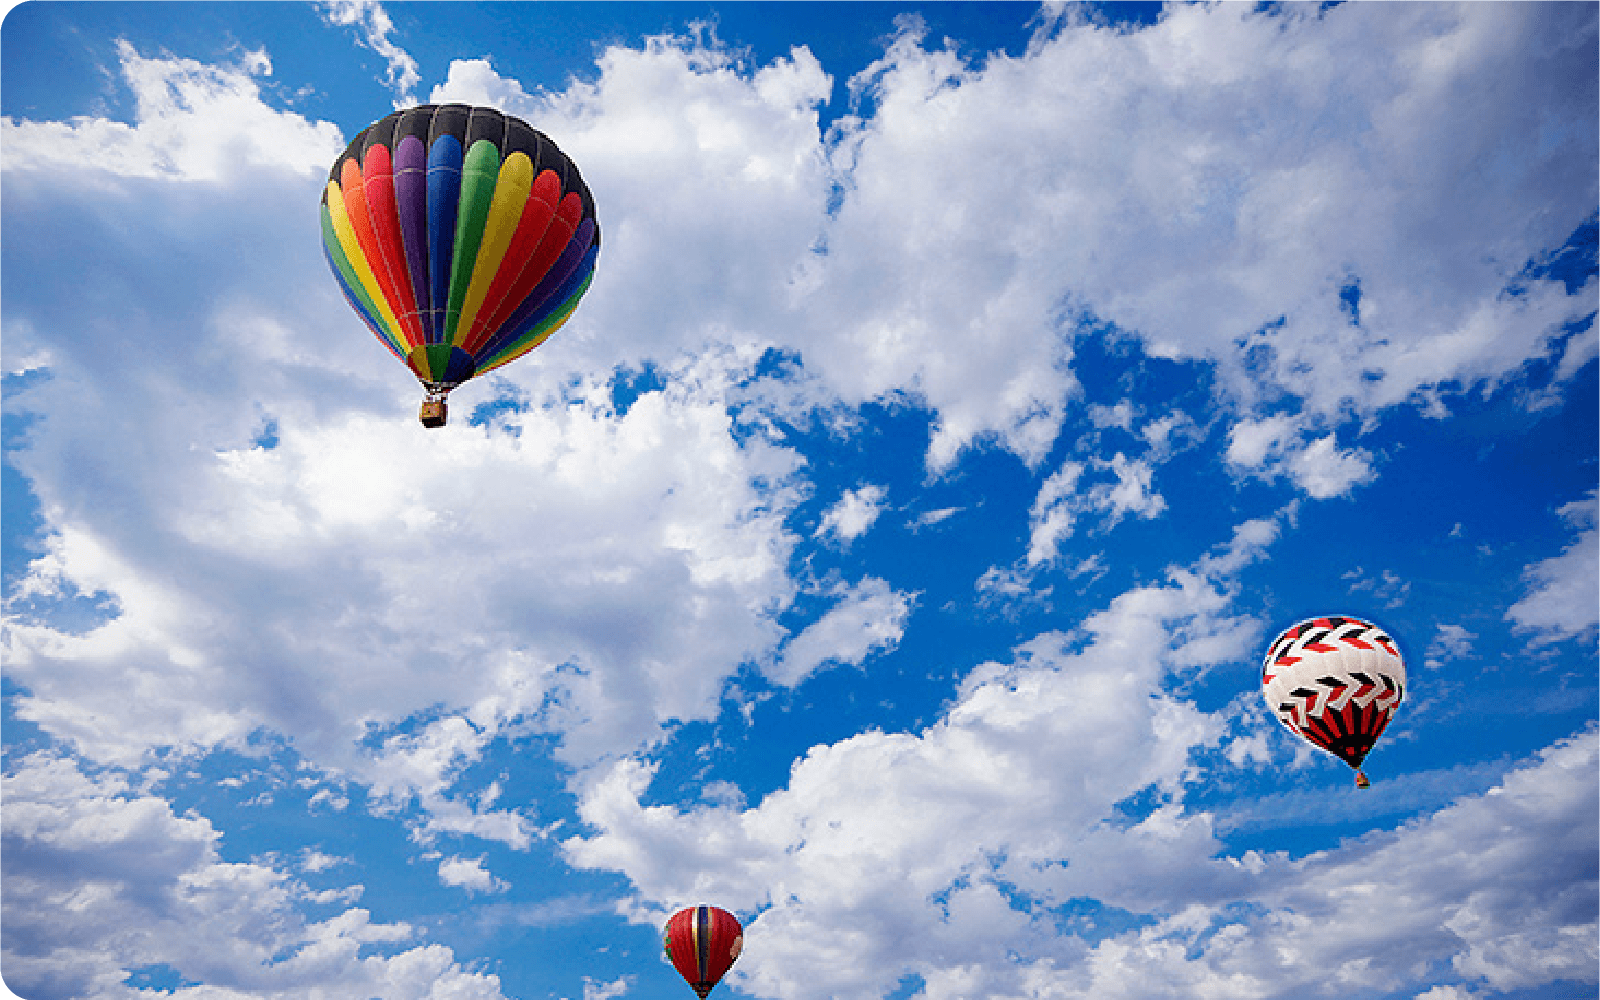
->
[{"left": 1261, "top": 615, "right": 1406, "bottom": 775}]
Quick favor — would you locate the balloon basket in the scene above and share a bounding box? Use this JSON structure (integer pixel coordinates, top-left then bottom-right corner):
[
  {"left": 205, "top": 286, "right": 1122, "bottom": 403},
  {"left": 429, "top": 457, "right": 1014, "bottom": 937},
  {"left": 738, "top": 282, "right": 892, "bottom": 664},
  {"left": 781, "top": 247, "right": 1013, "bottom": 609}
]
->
[
  {"left": 1354, "top": 770, "right": 1370, "bottom": 789},
  {"left": 419, "top": 399, "right": 447, "bottom": 428}
]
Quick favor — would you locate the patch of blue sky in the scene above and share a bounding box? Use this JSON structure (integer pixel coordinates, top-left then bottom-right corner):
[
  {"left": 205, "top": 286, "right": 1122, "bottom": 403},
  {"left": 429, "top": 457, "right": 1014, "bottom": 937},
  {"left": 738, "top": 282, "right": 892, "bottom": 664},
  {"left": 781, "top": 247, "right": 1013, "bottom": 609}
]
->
[
  {"left": 0, "top": 677, "right": 57, "bottom": 761},
  {"left": 146, "top": 734, "right": 645, "bottom": 999},
  {"left": 884, "top": 972, "right": 928, "bottom": 1000},
  {"left": 122, "top": 963, "right": 200, "bottom": 993}
]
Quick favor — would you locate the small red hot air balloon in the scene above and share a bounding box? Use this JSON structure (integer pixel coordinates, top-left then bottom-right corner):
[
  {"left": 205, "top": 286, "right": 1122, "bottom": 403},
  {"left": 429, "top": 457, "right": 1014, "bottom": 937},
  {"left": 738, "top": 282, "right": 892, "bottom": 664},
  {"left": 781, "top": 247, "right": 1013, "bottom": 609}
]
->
[{"left": 663, "top": 905, "right": 743, "bottom": 998}]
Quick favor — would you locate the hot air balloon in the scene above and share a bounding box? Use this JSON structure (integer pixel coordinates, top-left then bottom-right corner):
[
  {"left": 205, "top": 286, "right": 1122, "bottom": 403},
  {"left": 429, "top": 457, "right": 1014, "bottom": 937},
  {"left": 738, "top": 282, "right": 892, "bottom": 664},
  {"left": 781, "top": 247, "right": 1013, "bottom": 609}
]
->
[
  {"left": 1262, "top": 615, "right": 1405, "bottom": 788},
  {"left": 320, "top": 104, "right": 600, "bottom": 427},
  {"left": 664, "top": 905, "right": 743, "bottom": 998}
]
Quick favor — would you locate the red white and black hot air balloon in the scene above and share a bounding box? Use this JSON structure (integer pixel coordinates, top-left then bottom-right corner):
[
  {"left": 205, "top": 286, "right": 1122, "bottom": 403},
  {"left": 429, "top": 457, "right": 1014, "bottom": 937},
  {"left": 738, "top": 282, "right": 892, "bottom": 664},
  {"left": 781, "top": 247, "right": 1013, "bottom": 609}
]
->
[
  {"left": 1261, "top": 615, "right": 1405, "bottom": 788},
  {"left": 663, "top": 905, "right": 743, "bottom": 998}
]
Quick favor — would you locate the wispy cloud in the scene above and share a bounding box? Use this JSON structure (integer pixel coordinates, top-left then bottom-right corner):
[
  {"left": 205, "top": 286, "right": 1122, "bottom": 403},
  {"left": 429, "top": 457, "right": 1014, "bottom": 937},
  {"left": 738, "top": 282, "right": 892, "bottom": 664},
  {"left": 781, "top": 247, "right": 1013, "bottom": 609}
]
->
[
  {"left": 319, "top": 0, "right": 422, "bottom": 106},
  {"left": 1426, "top": 623, "right": 1478, "bottom": 669},
  {"left": 1508, "top": 490, "right": 1599, "bottom": 646}
]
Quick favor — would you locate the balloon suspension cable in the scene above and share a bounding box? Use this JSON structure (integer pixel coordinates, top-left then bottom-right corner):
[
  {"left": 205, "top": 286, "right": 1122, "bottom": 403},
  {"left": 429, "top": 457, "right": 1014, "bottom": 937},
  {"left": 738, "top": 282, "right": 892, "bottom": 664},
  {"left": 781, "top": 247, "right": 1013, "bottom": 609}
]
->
[
  {"left": 1355, "top": 769, "right": 1371, "bottom": 789},
  {"left": 419, "top": 384, "right": 454, "bottom": 429}
]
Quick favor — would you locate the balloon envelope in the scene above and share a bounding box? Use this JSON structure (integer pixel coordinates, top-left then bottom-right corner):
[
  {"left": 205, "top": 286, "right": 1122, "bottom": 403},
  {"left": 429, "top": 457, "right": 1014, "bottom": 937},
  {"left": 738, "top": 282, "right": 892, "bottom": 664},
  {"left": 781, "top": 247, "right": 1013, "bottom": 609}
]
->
[
  {"left": 320, "top": 104, "right": 599, "bottom": 422},
  {"left": 664, "top": 905, "right": 743, "bottom": 999},
  {"left": 1261, "top": 615, "right": 1405, "bottom": 786}
]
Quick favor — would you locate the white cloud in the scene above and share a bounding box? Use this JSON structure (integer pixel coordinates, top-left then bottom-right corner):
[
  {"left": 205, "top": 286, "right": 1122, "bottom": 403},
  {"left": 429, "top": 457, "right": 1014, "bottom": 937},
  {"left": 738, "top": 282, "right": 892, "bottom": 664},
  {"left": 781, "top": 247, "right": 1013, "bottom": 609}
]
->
[
  {"left": 1026, "top": 460, "right": 1086, "bottom": 566},
  {"left": 4, "top": 378, "right": 806, "bottom": 784},
  {"left": 1195, "top": 511, "right": 1288, "bottom": 580},
  {"left": 1286, "top": 433, "right": 1376, "bottom": 499},
  {"left": 385, "top": 3, "right": 1593, "bottom": 480},
  {"left": 1344, "top": 566, "right": 1413, "bottom": 609},
  {"left": 428, "top": 37, "right": 835, "bottom": 386},
  {"left": 1088, "top": 400, "right": 1136, "bottom": 431},
  {"left": 1, "top": 752, "right": 510, "bottom": 1000},
  {"left": 299, "top": 848, "right": 349, "bottom": 874},
  {"left": 320, "top": 0, "right": 422, "bottom": 105},
  {"left": 1, "top": 41, "right": 343, "bottom": 182},
  {"left": 1508, "top": 490, "right": 1600, "bottom": 646},
  {"left": 365, "top": 719, "right": 540, "bottom": 849},
  {"left": 814, "top": 484, "right": 888, "bottom": 546},
  {"left": 825, "top": 3, "right": 1590, "bottom": 468},
  {"left": 1426, "top": 624, "right": 1478, "bottom": 670},
  {"left": 1227, "top": 416, "right": 1376, "bottom": 498},
  {"left": 582, "top": 975, "right": 634, "bottom": 1000},
  {"left": 1027, "top": 453, "right": 1166, "bottom": 566},
  {"left": 1225, "top": 413, "right": 1297, "bottom": 470},
  {"left": 1091, "top": 452, "right": 1167, "bottom": 525},
  {"left": 767, "top": 576, "right": 914, "bottom": 689},
  {"left": 564, "top": 540, "right": 1268, "bottom": 999},
  {"left": 562, "top": 510, "right": 1596, "bottom": 998},
  {"left": 566, "top": 689, "right": 1597, "bottom": 1000},
  {"left": 438, "top": 855, "right": 510, "bottom": 895},
  {"left": 974, "top": 562, "right": 1053, "bottom": 618},
  {"left": 1140, "top": 410, "right": 1202, "bottom": 461},
  {"left": 2, "top": 9, "right": 1595, "bottom": 998},
  {"left": 908, "top": 506, "right": 962, "bottom": 530},
  {"left": 4, "top": 109, "right": 811, "bottom": 811}
]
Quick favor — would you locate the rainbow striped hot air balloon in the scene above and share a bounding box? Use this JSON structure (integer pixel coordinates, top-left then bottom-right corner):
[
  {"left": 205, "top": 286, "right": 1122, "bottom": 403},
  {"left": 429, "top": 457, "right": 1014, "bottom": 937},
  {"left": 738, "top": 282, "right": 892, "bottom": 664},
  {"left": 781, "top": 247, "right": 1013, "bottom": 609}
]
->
[{"left": 320, "top": 104, "right": 599, "bottom": 427}]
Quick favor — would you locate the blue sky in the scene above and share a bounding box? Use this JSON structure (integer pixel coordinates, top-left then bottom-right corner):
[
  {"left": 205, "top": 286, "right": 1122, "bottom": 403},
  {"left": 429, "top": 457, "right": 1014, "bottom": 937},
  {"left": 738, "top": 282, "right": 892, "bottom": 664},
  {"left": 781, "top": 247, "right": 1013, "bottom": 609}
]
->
[{"left": 1, "top": 3, "right": 1596, "bottom": 1000}]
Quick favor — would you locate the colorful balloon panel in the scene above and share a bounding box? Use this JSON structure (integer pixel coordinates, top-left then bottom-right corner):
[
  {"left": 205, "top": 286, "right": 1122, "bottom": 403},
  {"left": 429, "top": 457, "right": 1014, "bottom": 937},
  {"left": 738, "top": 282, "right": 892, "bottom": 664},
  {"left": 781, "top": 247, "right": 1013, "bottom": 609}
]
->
[
  {"left": 320, "top": 104, "right": 599, "bottom": 392},
  {"left": 664, "top": 905, "right": 743, "bottom": 999},
  {"left": 1261, "top": 615, "right": 1406, "bottom": 783}
]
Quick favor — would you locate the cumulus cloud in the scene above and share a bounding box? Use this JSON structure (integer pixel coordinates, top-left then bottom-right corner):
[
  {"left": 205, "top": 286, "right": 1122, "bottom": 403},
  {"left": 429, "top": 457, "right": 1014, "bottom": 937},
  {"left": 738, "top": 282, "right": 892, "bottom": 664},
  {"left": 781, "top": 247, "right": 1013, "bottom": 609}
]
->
[
  {"left": 2, "top": 6, "right": 1595, "bottom": 998},
  {"left": 1026, "top": 460, "right": 1085, "bottom": 566},
  {"left": 1227, "top": 416, "right": 1377, "bottom": 499},
  {"left": 567, "top": 692, "right": 1596, "bottom": 1000},
  {"left": 561, "top": 497, "right": 1593, "bottom": 998},
  {"left": 767, "top": 576, "right": 914, "bottom": 688},
  {"left": 582, "top": 975, "right": 634, "bottom": 1000},
  {"left": 5, "top": 43, "right": 813, "bottom": 796},
  {"left": 4, "top": 382, "right": 806, "bottom": 780},
  {"left": 1, "top": 752, "right": 508, "bottom": 1000},
  {"left": 829, "top": 3, "right": 1591, "bottom": 472},
  {"left": 814, "top": 484, "right": 888, "bottom": 546},
  {"left": 423, "top": 35, "right": 836, "bottom": 389},
  {"left": 1, "top": 40, "right": 343, "bottom": 181},
  {"left": 1508, "top": 491, "right": 1600, "bottom": 646},
  {"left": 1097, "top": 728, "right": 1597, "bottom": 1000},
  {"left": 438, "top": 855, "right": 510, "bottom": 895},
  {"left": 564, "top": 533, "right": 1273, "bottom": 998},
  {"left": 383, "top": 3, "right": 1592, "bottom": 481}
]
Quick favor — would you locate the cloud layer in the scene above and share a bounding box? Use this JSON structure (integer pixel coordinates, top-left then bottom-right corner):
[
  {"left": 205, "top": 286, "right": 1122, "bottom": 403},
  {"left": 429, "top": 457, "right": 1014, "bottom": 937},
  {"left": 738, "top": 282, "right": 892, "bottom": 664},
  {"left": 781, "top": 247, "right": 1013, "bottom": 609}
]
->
[{"left": 3, "top": 3, "right": 1595, "bottom": 998}]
